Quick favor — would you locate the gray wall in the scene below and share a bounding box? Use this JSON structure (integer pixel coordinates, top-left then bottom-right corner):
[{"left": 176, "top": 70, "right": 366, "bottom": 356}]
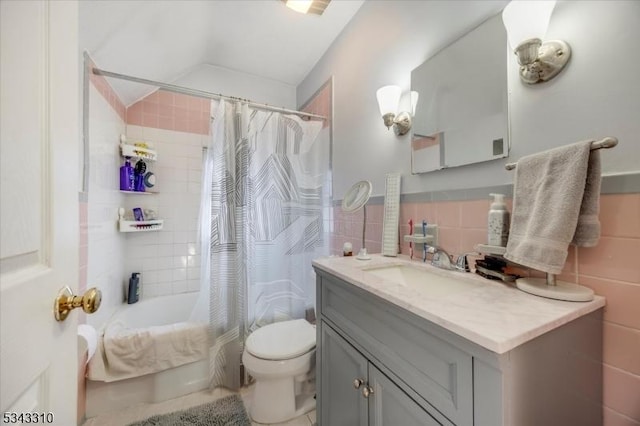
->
[{"left": 297, "top": 0, "right": 640, "bottom": 199}]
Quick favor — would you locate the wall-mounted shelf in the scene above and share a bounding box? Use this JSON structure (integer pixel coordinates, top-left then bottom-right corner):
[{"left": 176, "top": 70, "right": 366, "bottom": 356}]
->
[
  {"left": 119, "top": 190, "right": 158, "bottom": 195},
  {"left": 119, "top": 219, "right": 164, "bottom": 233},
  {"left": 120, "top": 142, "right": 157, "bottom": 161}
]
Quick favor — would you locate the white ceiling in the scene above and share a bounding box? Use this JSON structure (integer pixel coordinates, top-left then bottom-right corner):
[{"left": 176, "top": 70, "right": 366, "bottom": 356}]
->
[{"left": 80, "top": 0, "right": 365, "bottom": 105}]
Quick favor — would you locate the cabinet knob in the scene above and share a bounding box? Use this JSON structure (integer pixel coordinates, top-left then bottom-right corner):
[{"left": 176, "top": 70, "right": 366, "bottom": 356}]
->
[
  {"left": 362, "top": 385, "right": 374, "bottom": 398},
  {"left": 353, "top": 378, "right": 364, "bottom": 389}
]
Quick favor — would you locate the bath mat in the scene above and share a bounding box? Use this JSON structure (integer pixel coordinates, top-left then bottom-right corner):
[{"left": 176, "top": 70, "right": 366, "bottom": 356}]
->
[{"left": 127, "top": 394, "right": 251, "bottom": 426}]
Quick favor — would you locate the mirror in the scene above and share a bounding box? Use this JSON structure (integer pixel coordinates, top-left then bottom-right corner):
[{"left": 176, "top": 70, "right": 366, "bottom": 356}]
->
[
  {"left": 411, "top": 13, "right": 509, "bottom": 173},
  {"left": 342, "top": 180, "right": 372, "bottom": 260}
]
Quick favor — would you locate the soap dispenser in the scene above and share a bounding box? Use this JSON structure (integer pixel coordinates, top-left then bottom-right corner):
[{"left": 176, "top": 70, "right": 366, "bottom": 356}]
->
[{"left": 488, "top": 193, "right": 510, "bottom": 247}]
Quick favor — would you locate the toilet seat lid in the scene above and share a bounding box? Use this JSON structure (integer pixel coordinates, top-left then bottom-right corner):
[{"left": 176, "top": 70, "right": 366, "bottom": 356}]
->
[{"left": 246, "top": 319, "right": 316, "bottom": 360}]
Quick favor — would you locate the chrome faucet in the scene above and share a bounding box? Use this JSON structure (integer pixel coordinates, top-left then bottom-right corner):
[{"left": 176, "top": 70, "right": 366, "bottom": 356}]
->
[{"left": 426, "top": 246, "right": 472, "bottom": 272}]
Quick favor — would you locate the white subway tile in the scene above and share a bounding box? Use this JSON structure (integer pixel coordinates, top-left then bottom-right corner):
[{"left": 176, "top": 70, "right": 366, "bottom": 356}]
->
[
  {"left": 174, "top": 256, "right": 188, "bottom": 268},
  {"left": 173, "top": 268, "right": 187, "bottom": 281},
  {"left": 157, "top": 244, "right": 173, "bottom": 257},
  {"left": 172, "top": 281, "right": 188, "bottom": 294}
]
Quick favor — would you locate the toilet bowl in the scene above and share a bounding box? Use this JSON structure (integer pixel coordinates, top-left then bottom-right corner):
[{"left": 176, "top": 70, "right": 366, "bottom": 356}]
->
[{"left": 242, "top": 319, "right": 316, "bottom": 424}]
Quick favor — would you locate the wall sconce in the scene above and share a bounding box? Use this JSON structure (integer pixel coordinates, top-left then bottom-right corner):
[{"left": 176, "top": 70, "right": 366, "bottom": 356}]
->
[
  {"left": 376, "top": 85, "right": 418, "bottom": 136},
  {"left": 502, "top": 0, "right": 570, "bottom": 84}
]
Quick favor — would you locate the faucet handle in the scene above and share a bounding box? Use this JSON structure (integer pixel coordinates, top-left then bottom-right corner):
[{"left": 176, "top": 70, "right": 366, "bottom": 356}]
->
[{"left": 455, "top": 253, "right": 475, "bottom": 272}]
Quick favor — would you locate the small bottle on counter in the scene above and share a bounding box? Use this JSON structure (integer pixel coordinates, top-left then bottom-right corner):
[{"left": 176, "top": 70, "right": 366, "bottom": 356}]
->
[
  {"left": 343, "top": 242, "right": 353, "bottom": 256},
  {"left": 488, "top": 193, "right": 510, "bottom": 247}
]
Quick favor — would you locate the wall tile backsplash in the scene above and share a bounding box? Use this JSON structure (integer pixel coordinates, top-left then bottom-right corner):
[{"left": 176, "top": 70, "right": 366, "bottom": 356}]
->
[{"left": 329, "top": 192, "right": 640, "bottom": 423}]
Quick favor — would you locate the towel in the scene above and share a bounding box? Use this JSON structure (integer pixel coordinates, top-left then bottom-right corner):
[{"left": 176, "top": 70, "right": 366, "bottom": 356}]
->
[
  {"left": 504, "top": 140, "right": 601, "bottom": 274},
  {"left": 87, "top": 321, "right": 210, "bottom": 382}
]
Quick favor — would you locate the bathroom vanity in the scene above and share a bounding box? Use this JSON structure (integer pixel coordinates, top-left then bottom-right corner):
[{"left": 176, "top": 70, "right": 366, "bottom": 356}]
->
[{"left": 313, "top": 255, "right": 605, "bottom": 426}]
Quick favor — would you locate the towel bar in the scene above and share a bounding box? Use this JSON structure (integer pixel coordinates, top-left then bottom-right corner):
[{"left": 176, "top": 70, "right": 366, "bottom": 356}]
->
[
  {"left": 502, "top": 136, "right": 618, "bottom": 301},
  {"left": 504, "top": 136, "right": 618, "bottom": 170}
]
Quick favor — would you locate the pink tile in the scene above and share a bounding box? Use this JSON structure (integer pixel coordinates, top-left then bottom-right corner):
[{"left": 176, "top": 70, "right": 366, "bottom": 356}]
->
[
  {"left": 158, "top": 115, "right": 174, "bottom": 130},
  {"left": 556, "top": 272, "right": 577, "bottom": 283},
  {"left": 145, "top": 91, "right": 160, "bottom": 104},
  {"left": 174, "top": 118, "right": 190, "bottom": 133},
  {"left": 603, "top": 322, "right": 640, "bottom": 376},
  {"left": 416, "top": 202, "right": 436, "bottom": 224},
  {"left": 603, "top": 407, "right": 640, "bottom": 426},
  {"left": 600, "top": 194, "right": 640, "bottom": 238},
  {"left": 578, "top": 276, "right": 640, "bottom": 329},
  {"left": 400, "top": 203, "right": 416, "bottom": 226},
  {"left": 142, "top": 114, "right": 159, "bottom": 128},
  {"left": 435, "top": 201, "right": 461, "bottom": 228},
  {"left": 158, "top": 103, "right": 173, "bottom": 117},
  {"left": 603, "top": 364, "right": 640, "bottom": 421},
  {"left": 127, "top": 108, "right": 143, "bottom": 126},
  {"left": 188, "top": 96, "right": 202, "bottom": 111},
  {"left": 460, "top": 228, "right": 487, "bottom": 253},
  {"left": 578, "top": 237, "right": 640, "bottom": 283},
  {"left": 174, "top": 107, "right": 189, "bottom": 122},
  {"left": 438, "top": 227, "right": 461, "bottom": 254},
  {"left": 200, "top": 98, "right": 211, "bottom": 112},
  {"left": 158, "top": 90, "right": 174, "bottom": 106},
  {"left": 174, "top": 93, "right": 189, "bottom": 108},
  {"left": 202, "top": 120, "right": 212, "bottom": 135},
  {"left": 460, "top": 199, "right": 489, "bottom": 229},
  {"left": 367, "top": 205, "right": 383, "bottom": 224},
  {"left": 142, "top": 100, "right": 158, "bottom": 115},
  {"left": 188, "top": 119, "right": 202, "bottom": 134}
]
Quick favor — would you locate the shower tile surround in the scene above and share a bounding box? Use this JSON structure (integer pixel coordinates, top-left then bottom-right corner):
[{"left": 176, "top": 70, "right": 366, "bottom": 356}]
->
[{"left": 123, "top": 124, "right": 205, "bottom": 298}]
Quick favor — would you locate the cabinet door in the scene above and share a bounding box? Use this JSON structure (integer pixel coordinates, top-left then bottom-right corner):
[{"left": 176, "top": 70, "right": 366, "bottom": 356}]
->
[
  {"left": 369, "top": 364, "right": 442, "bottom": 426},
  {"left": 320, "top": 322, "right": 368, "bottom": 426}
]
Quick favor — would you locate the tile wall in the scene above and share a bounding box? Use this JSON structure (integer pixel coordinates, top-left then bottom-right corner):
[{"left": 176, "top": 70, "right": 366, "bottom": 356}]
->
[
  {"left": 85, "top": 76, "right": 127, "bottom": 329},
  {"left": 126, "top": 90, "right": 210, "bottom": 135},
  {"left": 329, "top": 193, "right": 640, "bottom": 423},
  {"left": 123, "top": 124, "right": 206, "bottom": 298}
]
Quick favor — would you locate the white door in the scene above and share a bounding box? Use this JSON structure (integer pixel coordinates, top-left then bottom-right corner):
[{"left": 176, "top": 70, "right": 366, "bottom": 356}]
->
[{"left": 1, "top": 1, "right": 80, "bottom": 425}]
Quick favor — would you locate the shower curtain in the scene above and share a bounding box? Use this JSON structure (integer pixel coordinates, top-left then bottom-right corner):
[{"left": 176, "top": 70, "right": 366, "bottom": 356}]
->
[{"left": 192, "top": 99, "right": 330, "bottom": 389}]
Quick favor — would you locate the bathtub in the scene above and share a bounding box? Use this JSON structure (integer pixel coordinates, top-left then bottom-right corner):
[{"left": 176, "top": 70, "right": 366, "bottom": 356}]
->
[{"left": 85, "top": 292, "right": 210, "bottom": 418}]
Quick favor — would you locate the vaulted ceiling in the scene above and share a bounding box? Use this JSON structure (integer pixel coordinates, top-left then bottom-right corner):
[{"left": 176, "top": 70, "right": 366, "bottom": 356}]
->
[{"left": 80, "top": 0, "right": 365, "bottom": 105}]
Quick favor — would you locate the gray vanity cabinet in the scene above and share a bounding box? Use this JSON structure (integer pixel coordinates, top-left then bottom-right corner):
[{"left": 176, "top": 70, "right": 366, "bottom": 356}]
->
[
  {"left": 320, "top": 322, "right": 442, "bottom": 426},
  {"left": 314, "top": 266, "right": 603, "bottom": 426}
]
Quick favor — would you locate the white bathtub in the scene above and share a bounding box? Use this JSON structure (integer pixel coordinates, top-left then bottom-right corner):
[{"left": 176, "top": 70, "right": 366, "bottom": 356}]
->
[{"left": 85, "top": 292, "right": 209, "bottom": 418}]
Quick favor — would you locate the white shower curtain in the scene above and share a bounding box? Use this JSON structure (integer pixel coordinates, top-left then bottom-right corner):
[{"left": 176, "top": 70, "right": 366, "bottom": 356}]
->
[{"left": 191, "top": 99, "right": 330, "bottom": 389}]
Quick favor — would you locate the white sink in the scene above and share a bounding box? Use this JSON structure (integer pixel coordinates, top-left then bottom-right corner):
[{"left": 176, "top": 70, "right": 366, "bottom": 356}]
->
[{"left": 364, "top": 264, "right": 477, "bottom": 297}]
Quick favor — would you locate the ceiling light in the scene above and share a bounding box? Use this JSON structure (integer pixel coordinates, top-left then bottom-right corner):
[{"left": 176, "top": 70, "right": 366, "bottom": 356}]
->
[{"left": 283, "top": 0, "right": 331, "bottom": 15}]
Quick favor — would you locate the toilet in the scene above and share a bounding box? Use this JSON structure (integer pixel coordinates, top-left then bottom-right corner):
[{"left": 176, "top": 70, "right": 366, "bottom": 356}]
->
[{"left": 242, "top": 319, "right": 316, "bottom": 424}]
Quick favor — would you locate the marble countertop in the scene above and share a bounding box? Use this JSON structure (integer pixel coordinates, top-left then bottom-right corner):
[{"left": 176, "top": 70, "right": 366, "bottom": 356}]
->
[{"left": 313, "top": 254, "right": 605, "bottom": 354}]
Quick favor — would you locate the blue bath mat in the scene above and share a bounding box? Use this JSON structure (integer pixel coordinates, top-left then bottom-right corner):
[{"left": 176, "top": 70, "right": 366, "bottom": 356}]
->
[{"left": 127, "top": 394, "right": 251, "bottom": 426}]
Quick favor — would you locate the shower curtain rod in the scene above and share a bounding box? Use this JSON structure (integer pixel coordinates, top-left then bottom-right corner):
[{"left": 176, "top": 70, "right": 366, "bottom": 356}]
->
[{"left": 92, "top": 67, "right": 327, "bottom": 120}]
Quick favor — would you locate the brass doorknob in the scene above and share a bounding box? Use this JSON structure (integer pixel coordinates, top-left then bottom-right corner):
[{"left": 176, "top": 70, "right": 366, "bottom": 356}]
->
[
  {"left": 353, "top": 378, "right": 364, "bottom": 389},
  {"left": 54, "top": 286, "right": 102, "bottom": 322}
]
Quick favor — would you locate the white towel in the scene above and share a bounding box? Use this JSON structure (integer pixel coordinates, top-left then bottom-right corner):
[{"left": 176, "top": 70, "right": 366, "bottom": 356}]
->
[
  {"left": 504, "top": 140, "right": 601, "bottom": 274},
  {"left": 87, "top": 321, "right": 210, "bottom": 382}
]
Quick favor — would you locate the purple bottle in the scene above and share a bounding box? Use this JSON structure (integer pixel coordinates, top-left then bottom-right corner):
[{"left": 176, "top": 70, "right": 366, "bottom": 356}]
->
[{"left": 119, "top": 157, "right": 134, "bottom": 191}]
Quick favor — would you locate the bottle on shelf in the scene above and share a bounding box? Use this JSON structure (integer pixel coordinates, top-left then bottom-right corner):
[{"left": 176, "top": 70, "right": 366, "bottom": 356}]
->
[{"left": 119, "top": 157, "right": 135, "bottom": 191}]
